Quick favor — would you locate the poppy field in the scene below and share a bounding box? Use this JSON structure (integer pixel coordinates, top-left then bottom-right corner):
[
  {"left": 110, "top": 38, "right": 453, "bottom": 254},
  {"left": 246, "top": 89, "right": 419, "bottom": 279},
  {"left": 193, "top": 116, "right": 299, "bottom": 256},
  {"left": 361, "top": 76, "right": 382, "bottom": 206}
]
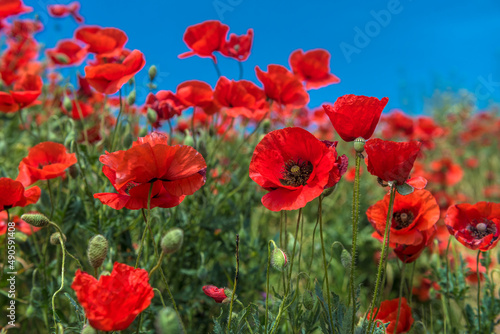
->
[{"left": 1, "top": 1, "right": 500, "bottom": 334}]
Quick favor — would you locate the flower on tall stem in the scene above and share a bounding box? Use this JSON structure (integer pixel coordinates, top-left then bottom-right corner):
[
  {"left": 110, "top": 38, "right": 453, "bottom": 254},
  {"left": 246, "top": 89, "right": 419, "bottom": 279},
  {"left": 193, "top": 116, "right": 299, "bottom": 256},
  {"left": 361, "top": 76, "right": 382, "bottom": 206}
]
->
[
  {"left": 289, "top": 49, "right": 340, "bottom": 90},
  {"left": 178, "top": 20, "right": 229, "bottom": 62},
  {"left": 367, "top": 297, "right": 414, "bottom": 333}
]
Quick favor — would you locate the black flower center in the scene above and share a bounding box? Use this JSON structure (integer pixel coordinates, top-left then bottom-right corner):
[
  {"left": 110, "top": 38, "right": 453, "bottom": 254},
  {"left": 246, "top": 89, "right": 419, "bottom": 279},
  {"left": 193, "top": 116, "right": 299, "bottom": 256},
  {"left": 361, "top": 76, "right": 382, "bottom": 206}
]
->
[
  {"left": 392, "top": 210, "right": 415, "bottom": 230},
  {"left": 467, "top": 218, "right": 496, "bottom": 239},
  {"left": 280, "top": 159, "right": 313, "bottom": 187}
]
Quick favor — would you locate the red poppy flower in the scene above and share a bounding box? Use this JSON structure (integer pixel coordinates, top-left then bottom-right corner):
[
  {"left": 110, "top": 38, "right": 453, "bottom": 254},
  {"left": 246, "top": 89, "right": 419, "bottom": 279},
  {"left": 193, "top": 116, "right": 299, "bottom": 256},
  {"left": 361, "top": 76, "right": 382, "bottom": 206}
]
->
[
  {"left": 380, "top": 109, "right": 414, "bottom": 140},
  {"left": 368, "top": 189, "right": 439, "bottom": 247},
  {"left": 178, "top": 20, "right": 229, "bottom": 62},
  {"left": 71, "top": 262, "right": 154, "bottom": 331},
  {"left": 220, "top": 28, "right": 253, "bottom": 61},
  {"left": 145, "top": 90, "right": 186, "bottom": 128},
  {"left": 427, "top": 158, "right": 463, "bottom": 187},
  {"left": 249, "top": 127, "right": 337, "bottom": 211},
  {"left": 98, "top": 132, "right": 206, "bottom": 197},
  {"left": 0, "top": 92, "right": 18, "bottom": 113},
  {"left": 63, "top": 100, "right": 93, "bottom": 120},
  {"left": 445, "top": 202, "right": 500, "bottom": 251},
  {"left": 323, "top": 94, "right": 388, "bottom": 142},
  {"left": 84, "top": 49, "right": 145, "bottom": 94},
  {"left": 7, "top": 19, "right": 43, "bottom": 39},
  {"left": 75, "top": 26, "right": 127, "bottom": 57},
  {"left": 11, "top": 74, "right": 42, "bottom": 107},
  {"left": 289, "top": 49, "right": 340, "bottom": 90},
  {"left": 46, "top": 40, "right": 88, "bottom": 66},
  {"left": 255, "top": 65, "right": 309, "bottom": 108},
  {"left": 368, "top": 297, "right": 414, "bottom": 333},
  {"left": 176, "top": 80, "right": 213, "bottom": 108},
  {"left": 48, "top": 2, "right": 83, "bottom": 23},
  {"left": 202, "top": 285, "right": 229, "bottom": 303},
  {"left": 94, "top": 165, "right": 184, "bottom": 210},
  {"left": 214, "top": 76, "right": 268, "bottom": 119},
  {"left": 16, "top": 142, "right": 77, "bottom": 187},
  {"left": 464, "top": 253, "right": 494, "bottom": 283},
  {"left": 0, "top": 177, "right": 40, "bottom": 211},
  {"left": 0, "top": 38, "right": 38, "bottom": 85},
  {"left": 0, "top": 0, "right": 32, "bottom": 19},
  {"left": 365, "top": 139, "right": 422, "bottom": 185}
]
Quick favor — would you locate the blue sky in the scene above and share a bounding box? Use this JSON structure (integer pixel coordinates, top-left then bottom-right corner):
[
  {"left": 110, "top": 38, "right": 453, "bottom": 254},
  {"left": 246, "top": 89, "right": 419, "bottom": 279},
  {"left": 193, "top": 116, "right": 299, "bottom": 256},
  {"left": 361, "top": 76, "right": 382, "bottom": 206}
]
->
[{"left": 27, "top": 0, "right": 500, "bottom": 114}]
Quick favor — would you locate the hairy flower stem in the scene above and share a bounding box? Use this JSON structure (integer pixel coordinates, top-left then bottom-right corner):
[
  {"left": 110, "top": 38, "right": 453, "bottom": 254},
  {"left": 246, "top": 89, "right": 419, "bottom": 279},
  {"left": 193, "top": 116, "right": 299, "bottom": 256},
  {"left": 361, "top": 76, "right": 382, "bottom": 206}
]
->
[
  {"left": 367, "top": 184, "right": 396, "bottom": 333},
  {"left": 47, "top": 179, "right": 55, "bottom": 220},
  {"left": 318, "top": 196, "right": 333, "bottom": 322},
  {"left": 393, "top": 262, "right": 406, "bottom": 334},
  {"left": 227, "top": 234, "right": 240, "bottom": 331},
  {"left": 287, "top": 208, "right": 302, "bottom": 293},
  {"left": 408, "top": 261, "right": 416, "bottom": 304},
  {"left": 135, "top": 183, "right": 154, "bottom": 269},
  {"left": 477, "top": 250, "right": 482, "bottom": 333},
  {"left": 350, "top": 154, "right": 361, "bottom": 332},
  {"left": 110, "top": 89, "right": 123, "bottom": 152},
  {"left": 51, "top": 234, "right": 66, "bottom": 329}
]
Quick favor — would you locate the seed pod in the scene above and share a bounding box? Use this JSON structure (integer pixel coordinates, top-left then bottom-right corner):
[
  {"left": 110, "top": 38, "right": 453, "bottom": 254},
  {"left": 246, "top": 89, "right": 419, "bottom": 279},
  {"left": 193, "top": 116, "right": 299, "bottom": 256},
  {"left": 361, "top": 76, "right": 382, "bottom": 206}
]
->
[
  {"left": 354, "top": 137, "right": 366, "bottom": 153},
  {"left": 148, "top": 65, "right": 157, "bottom": 81},
  {"left": 147, "top": 107, "right": 158, "bottom": 124},
  {"left": 21, "top": 213, "right": 50, "bottom": 228},
  {"left": 87, "top": 235, "right": 108, "bottom": 269},
  {"left": 271, "top": 248, "right": 288, "bottom": 271},
  {"left": 161, "top": 228, "right": 184, "bottom": 254},
  {"left": 127, "top": 90, "right": 136, "bottom": 105}
]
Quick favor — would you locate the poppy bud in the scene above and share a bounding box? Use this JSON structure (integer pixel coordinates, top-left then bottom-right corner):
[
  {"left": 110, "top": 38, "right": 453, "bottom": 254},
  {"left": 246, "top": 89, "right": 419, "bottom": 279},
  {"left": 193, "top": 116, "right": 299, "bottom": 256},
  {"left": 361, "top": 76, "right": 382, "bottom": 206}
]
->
[
  {"left": 139, "top": 127, "right": 148, "bottom": 137},
  {"left": 354, "top": 137, "right": 366, "bottom": 153},
  {"left": 87, "top": 234, "right": 108, "bottom": 269},
  {"left": 341, "top": 249, "right": 352, "bottom": 269},
  {"left": 202, "top": 285, "right": 229, "bottom": 303},
  {"left": 21, "top": 213, "right": 50, "bottom": 228},
  {"left": 56, "top": 323, "right": 64, "bottom": 334},
  {"left": 63, "top": 95, "right": 73, "bottom": 112},
  {"left": 123, "top": 133, "right": 134, "bottom": 148},
  {"left": 147, "top": 107, "right": 158, "bottom": 124},
  {"left": 155, "top": 307, "right": 182, "bottom": 334},
  {"left": 148, "top": 65, "right": 157, "bottom": 81},
  {"left": 69, "top": 165, "right": 79, "bottom": 179},
  {"left": 161, "top": 228, "right": 184, "bottom": 254},
  {"left": 54, "top": 53, "right": 70, "bottom": 64},
  {"left": 50, "top": 232, "right": 66, "bottom": 245},
  {"left": 262, "top": 118, "right": 271, "bottom": 133},
  {"left": 81, "top": 324, "right": 97, "bottom": 334},
  {"left": 271, "top": 248, "right": 288, "bottom": 271},
  {"left": 99, "top": 270, "right": 111, "bottom": 277},
  {"left": 127, "top": 90, "right": 136, "bottom": 105},
  {"left": 322, "top": 184, "right": 337, "bottom": 197},
  {"left": 302, "top": 290, "right": 314, "bottom": 310}
]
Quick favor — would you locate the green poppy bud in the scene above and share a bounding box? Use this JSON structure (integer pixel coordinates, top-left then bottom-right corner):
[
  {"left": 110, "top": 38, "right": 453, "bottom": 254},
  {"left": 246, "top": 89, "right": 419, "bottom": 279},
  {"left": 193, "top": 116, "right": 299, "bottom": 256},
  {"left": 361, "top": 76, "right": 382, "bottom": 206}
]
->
[
  {"left": 21, "top": 213, "right": 50, "bottom": 228},
  {"left": 161, "top": 228, "right": 184, "bottom": 254},
  {"left": 271, "top": 248, "right": 288, "bottom": 271},
  {"left": 155, "top": 307, "right": 182, "bottom": 334},
  {"left": 87, "top": 235, "right": 108, "bottom": 269},
  {"left": 148, "top": 65, "right": 157, "bottom": 81}
]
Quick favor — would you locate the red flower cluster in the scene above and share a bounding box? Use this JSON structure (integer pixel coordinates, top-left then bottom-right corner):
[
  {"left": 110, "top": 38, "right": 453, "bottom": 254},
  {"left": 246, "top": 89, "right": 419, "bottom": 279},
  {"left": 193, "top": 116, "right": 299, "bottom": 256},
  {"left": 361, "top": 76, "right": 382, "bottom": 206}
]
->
[
  {"left": 71, "top": 262, "right": 154, "bottom": 331},
  {"left": 0, "top": 177, "right": 40, "bottom": 212},
  {"left": 0, "top": 74, "right": 42, "bottom": 113},
  {"left": 94, "top": 132, "right": 206, "bottom": 210},
  {"left": 249, "top": 127, "right": 346, "bottom": 211}
]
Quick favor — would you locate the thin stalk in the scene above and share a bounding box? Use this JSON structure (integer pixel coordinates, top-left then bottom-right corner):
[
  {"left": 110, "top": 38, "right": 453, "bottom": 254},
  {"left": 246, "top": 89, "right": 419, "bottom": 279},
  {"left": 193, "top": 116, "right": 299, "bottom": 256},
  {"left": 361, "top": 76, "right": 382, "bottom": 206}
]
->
[
  {"left": 393, "top": 262, "right": 406, "bottom": 334},
  {"left": 212, "top": 60, "right": 222, "bottom": 78},
  {"left": 110, "top": 89, "right": 123, "bottom": 151},
  {"left": 367, "top": 184, "right": 396, "bottom": 333},
  {"left": 408, "top": 261, "right": 416, "bottom": 305},
  {"left": 227, "top": 234, "right": 240, "bottom": 331},
  {"left": 159, "top": 267, "right": 186, "bottom": 333},
  {"left": 238, "top": 61, "right": 244, "bottom": 80},
  {"left": 350, "top": 154, "right": 361, "bottom": 333},
  {"left": 47, "top": 179, "right": 55, "bottom": 220},
  {"left": 477, "top": 250, "right": 482, "bottom": 333},
  {"left": 318, "top": 196, "right": 332, "bottom": 321},
  {"left": 135, "top": 183, "right": 154, "bottom": 269},
  {"left": 51, "top": 235, "right": 66, "bottom": 328},
  {"left": 287, "top": 209, "right": 302, "bottom": 292}
]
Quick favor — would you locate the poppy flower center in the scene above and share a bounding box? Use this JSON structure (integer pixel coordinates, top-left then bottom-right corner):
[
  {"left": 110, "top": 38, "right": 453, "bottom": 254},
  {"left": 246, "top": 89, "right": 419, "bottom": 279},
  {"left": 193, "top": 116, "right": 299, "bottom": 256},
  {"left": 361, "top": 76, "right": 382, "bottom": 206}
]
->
[
  {"left": 467, "top": 219, "right": 496, "bottom": 239},
  {"left": 392, "top": 210, "right": 415, "bottom": 230},
  {"left": 280, "top": 159, "right": 313, "bottom": 187}
]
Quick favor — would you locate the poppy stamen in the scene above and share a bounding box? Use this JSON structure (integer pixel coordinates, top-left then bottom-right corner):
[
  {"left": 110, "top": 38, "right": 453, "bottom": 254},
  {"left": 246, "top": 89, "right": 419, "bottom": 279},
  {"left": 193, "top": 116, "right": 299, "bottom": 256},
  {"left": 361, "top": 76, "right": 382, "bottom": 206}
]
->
[
  {"left": 392, "top": 211, "right": 415, "bottom": 230},
  {"left": 280, "top": 159, "right": 313, "bottom": 187},
  {"left": 467, "top": 219, "right": 496, "bottom": 239}
]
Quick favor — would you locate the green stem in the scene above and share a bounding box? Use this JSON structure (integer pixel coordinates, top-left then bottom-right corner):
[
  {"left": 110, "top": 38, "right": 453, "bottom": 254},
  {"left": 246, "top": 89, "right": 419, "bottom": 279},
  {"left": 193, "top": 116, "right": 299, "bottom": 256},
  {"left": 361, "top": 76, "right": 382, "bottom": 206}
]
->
[
  {"left": 227, "top": 234, "right": 240, "bottom": 331},
  {"left": 318, "top": 196, "right": 333, "bottom": 322},
  {"left": 237, "top": 61, "right": 244, "bottom": 80},
  {"left": 408, "top": 261, "right": 416, "bottom": 305},
  {"left": 135, "top": 183, "right": 154, "bottom": 269},
  {"left": 477, "top": 250, "right": 482, "bottom": 333},
  {"left": 350, "top": 154, "right": 361, "bottom": 333},
  {"left": 265, "top": 240, "right": 276, "bottom": 330},
  {"left": 51, "top": 235, "right": 66, "bottom": 328},
  {"left": 212, "top": 60, "right": 222, "bottom": 78},
  {"left": 159, "top": 267, "right": 186, "bottom": 333},
  {"left": 393, "top": 262, "right": 406, "bottom": 334},
  {"left": 47, "top": 179, "right": 55, "bottom": 220},
  {"left": 287, "top": 209, "right": 302, "bottom": 293},
  {"left": 149, "top": 252, "right": 164, "bottom": 277},
  {"left": 367, "top": 184, "right": 396, "bottom": 333},
  {"left": 110, "top": 89, "right": 123, "bottom": 151}
]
